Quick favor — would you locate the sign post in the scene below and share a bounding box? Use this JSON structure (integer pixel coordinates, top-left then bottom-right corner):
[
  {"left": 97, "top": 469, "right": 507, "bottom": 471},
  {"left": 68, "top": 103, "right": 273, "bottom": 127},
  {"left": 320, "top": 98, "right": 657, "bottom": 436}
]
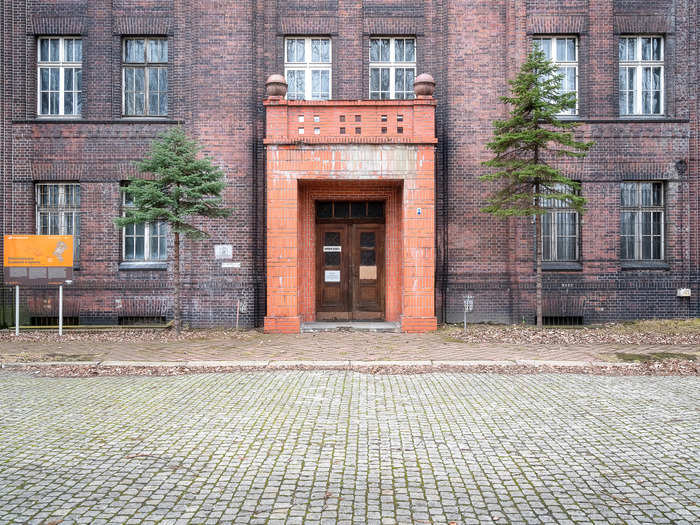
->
[
  {"left": 3, "top": 235, "right": 74, "bottom": 336},
  {"left": 58, "top": 284, "right": 63, "bottom": 336},
  {"left": 463, "top": 295, "right": 474, "bottom": 331},
  {"left": 15, "top": 285, "right": 19, "bottom": 336}
]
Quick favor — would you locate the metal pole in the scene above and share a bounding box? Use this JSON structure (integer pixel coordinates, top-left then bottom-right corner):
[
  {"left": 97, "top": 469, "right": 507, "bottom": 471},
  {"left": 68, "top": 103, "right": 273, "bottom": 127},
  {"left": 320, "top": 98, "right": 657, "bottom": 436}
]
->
[
  {"left": 464, "top": 301, "right": 467, "bottom": 332},
  {"left": 58, "top": 285, "right": 63, "bottom": 336},
  {"left": 236, "top": 299, "right": 240, "bottom": 331},
  {"left": 15, "top": 285, "right": 19, "bottom": 336}
]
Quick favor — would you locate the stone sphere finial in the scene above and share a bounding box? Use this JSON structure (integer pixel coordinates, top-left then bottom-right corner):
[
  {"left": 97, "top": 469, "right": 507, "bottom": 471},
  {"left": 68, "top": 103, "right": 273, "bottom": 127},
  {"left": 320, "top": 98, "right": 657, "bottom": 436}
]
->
[
  {"left": 266, "top": 74, "right": 287, "bottom": 97},
  {"left": 413, "top": 73, "right": 435, "bottom": 97}
]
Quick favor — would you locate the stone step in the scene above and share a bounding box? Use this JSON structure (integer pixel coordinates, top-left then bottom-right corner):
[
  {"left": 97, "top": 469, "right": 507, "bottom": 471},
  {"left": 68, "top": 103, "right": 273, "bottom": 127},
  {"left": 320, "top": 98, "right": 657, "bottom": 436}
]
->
[{"left": 301, "top": 321, "right": 400, "bottom": 333}]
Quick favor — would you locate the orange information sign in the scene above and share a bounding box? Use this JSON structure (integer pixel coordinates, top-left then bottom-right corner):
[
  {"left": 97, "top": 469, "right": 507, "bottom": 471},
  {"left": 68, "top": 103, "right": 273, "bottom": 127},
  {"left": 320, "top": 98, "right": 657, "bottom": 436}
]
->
[{"left": 3, "top": 235, "right": 74, "bottom": 268}]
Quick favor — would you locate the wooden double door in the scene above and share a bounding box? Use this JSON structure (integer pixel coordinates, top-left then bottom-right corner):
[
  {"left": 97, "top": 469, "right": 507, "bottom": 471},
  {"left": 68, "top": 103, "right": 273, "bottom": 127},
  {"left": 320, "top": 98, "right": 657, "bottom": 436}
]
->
[{"left": 316, "top": 223, "right": 385, "bottom": 320}]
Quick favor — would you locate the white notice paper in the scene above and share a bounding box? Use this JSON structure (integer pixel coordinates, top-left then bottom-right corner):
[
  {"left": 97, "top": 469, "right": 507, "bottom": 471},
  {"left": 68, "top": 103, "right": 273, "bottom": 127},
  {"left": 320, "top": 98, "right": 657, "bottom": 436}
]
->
[
  {"left": 359, "top": 265, "right": 377, "bottom": 280},
  {"left": 325, "top": 270, "right": 340, "bottom": 282}
]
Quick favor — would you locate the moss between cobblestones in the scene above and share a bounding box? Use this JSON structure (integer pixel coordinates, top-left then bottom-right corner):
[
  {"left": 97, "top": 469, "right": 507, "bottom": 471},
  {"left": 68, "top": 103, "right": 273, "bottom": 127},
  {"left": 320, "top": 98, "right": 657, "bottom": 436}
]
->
[{"left": 0, "top": 372, "right": 698, "bottom": 523}]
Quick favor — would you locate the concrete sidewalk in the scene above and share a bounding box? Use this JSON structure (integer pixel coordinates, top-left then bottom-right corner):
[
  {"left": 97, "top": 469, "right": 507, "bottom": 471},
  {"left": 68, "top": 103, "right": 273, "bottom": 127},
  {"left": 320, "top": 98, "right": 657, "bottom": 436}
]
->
[{"left": 2, "top": 328, "right": 698, "bottom": 365}]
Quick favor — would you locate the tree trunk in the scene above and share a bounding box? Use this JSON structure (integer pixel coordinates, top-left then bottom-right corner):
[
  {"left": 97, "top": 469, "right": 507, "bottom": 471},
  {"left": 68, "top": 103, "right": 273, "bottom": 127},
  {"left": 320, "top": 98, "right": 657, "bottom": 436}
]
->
[
  {"left": 174, "top": 231, "right": 181, "bottom": 335},
  {"left": 535, "top": 182, "right": 543, "bottom": 328}
]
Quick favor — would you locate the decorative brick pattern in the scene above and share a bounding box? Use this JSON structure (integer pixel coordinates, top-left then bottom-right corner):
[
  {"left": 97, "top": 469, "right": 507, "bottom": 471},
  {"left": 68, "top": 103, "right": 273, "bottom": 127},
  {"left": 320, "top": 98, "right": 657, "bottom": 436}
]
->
[
  {"left": 112, "top": 17, "right": 173, "bottom": 36},
  {"left": 28, "top": 16, "right": 86, "bottom": 35}
]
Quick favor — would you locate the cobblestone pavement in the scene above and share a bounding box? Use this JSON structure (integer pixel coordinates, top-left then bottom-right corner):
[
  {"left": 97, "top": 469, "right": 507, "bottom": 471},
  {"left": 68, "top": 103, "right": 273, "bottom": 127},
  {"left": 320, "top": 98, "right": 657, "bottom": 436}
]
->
[
  {"left": 2, "top": 329, "right": 698, "bottom": 363},
  {"left": 1, "top": 371, "right": 698, "bottom": 524}
]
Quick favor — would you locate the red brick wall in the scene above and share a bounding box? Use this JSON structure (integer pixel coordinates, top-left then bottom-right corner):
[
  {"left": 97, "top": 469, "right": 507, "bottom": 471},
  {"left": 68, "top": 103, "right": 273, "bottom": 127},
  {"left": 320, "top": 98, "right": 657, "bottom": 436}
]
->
[{"left": 1, "top": 0, "right": 698, "bottom": 327}]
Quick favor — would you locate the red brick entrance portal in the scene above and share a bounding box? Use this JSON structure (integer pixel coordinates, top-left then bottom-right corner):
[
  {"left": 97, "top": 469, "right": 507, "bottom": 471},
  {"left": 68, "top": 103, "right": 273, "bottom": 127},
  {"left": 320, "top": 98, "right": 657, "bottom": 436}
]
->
[{"left": 263, "top": 85, "right": 437, "bottom": 333}]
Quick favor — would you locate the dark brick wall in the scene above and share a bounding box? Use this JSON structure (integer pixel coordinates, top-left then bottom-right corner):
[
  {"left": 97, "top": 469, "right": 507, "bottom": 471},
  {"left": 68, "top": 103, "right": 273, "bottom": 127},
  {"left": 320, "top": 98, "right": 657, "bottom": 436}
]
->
[
  {"left": 443, "top": 0, "right": 697, "bottom": 324},
  {"left": 1, "top": 0, "right": 698, "bottom": 327}
]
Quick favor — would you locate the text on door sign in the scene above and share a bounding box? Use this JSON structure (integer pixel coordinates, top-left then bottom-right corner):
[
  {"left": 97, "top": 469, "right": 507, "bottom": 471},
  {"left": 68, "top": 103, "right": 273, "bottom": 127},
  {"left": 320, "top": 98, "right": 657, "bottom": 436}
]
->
[{"left": 325, "top": 270, "right": 341, "bottom": 282}]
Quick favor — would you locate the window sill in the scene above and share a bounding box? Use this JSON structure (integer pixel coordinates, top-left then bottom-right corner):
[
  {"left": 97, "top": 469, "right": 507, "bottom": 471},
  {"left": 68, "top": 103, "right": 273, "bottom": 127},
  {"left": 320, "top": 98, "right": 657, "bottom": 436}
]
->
[
  {"left": 119, "top": 261, "right": 168, "bottom": 271},
  {"left": 620, "top": 261, "right": 670, "bottom": 271},
  {"left": 15, "top": 119, "right": 183, "bottom": 125},
  {"left": 542, "top": 262, "right": 583, "bottom": 272},
  {"left": 35, "top": 115, "right": 83, "bottom": 120},
  {"left": 120, "top": 116, "right": 172, "bottom": 121},
  {"left": 617, "top": 115, "right": 667, "bottom": 120},
  {"left": 568, "top": 117, "right": 690, "bottom": 124}
]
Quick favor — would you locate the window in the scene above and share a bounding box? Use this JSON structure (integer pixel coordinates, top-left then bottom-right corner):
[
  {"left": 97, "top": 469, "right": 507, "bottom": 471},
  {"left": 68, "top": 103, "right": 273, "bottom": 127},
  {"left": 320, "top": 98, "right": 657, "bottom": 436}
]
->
[
  {"left": 316, "top": 201, "right": 385, "bottom": 220},
  {"left": 122, "top": 192, "right": 168, "bottom": 261},
  {"left": 37, "top": 37, "right": 82, "bottom": 116},
  {"left": 541, "top": 185, "right": 580, "bottom": 262},
  {"left": 619, "top": 36, "right": 664, "bottom": 115},
  {"left": 284, "top": 37, "right": 331, "bottom": 100},
  {"left": 369, "top": 38, "right": 416, "bottom": 100},
  {"left": 620, "top": 182, "right": 664, "bottom": 260},
  {"left": 532, "top": 37, "right": 578, "bottom": 115},
  {"left": 122, "top": 38, "right": 168, "bottom": 116},
  {"left": 35, "top": 183, "right": 81, "bottom": 262}
]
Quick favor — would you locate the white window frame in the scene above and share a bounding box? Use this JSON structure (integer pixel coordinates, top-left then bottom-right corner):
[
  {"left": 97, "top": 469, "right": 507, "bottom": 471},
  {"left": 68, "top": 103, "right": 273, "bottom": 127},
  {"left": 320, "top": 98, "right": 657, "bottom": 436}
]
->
[
  {"left": 532, "top": 36, "right": 579, "bottom": 115},
  {"left": 35, "top": 183, "right": 81, "bottom": 262},
  {"left": 37, "top": 37, "right": 82, "bottom": 117},
  {"left": 369, "top": 37, "right": 417, "bottom": 100},
  {"left": 121, "top": 192, "right": 168, "bottom": 261},
  {"left": 620, "top": 182, "right": 665, "bottom": 261},
  {"left": 619, "top": 36, "right": 664, "bottom": 116},
  {"left": 122, "top": 37, "right": 169, "bottom": 117},
  {"left": 284, "top": 37, "right": 332, "bottom": 101},
  {"left": 541, "top": 184, "right": 580, "bottom": 262}
]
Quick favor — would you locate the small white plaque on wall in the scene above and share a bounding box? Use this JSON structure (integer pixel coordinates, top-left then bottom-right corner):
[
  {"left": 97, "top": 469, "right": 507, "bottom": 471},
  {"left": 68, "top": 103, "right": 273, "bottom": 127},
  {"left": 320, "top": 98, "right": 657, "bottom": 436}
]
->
[
  {"left": 221, "top": 262, "right": 241, "bottom": 269},
  {"left": 325, "top": 270, "right": 340, "bottom": 282},
  {"left": 215, "top": 244, "right": 233, "bottom": 260}
]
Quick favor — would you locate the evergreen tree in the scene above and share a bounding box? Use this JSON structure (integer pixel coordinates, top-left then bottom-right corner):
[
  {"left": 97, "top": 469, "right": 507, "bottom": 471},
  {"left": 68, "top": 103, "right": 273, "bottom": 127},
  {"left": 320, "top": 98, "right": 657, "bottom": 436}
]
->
[
  {"left": 115, "top": 128, "right": 231, "bottom": 334},
  {"left": 480, "top": 47, "right": 593, "bottom": 327}
]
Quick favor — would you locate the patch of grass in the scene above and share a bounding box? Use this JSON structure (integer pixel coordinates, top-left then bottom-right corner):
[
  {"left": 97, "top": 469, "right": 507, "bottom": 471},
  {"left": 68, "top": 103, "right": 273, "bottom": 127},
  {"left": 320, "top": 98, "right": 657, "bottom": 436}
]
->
[
  {"left": 438, "top": 331, "right": 465, "bottom": 343},
  {"left": 610, "top": 318, "right": 700, "bottom": 335},
  {"left": 613, "top": 352, "right": 698, "bottom": 363},
  {"left": 438, "top": 324, "right": 470, "bottom": 342}
]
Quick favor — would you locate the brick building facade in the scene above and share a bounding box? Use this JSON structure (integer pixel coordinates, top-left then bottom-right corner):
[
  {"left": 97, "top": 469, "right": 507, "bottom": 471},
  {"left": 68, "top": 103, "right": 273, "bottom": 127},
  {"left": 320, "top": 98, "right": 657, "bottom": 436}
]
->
[{"left": 1, "top": 1, "right": 698, "bottom": 331}]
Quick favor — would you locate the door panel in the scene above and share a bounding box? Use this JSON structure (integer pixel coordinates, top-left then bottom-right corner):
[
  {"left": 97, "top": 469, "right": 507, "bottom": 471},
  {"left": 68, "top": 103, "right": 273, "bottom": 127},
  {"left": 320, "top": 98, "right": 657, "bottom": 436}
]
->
[
  {"left": 352, "top": 224, "right": 384, "bottom": 319},
  {"left": 316, "top": 225, "right": 350, "bottom": 320},
  {"left": 316, "top": 222, "right": 384, "bottom": 321}
]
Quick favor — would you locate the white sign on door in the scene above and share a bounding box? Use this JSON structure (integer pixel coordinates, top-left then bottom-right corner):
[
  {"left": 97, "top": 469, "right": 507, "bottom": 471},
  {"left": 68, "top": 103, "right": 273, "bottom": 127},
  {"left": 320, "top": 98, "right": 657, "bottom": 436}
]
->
[
  {"left": 323, "top": 246, "right": 341, "bottom": 252},
  {"left": 325, "top": 270, "right": 340, "bottom": 282}
]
